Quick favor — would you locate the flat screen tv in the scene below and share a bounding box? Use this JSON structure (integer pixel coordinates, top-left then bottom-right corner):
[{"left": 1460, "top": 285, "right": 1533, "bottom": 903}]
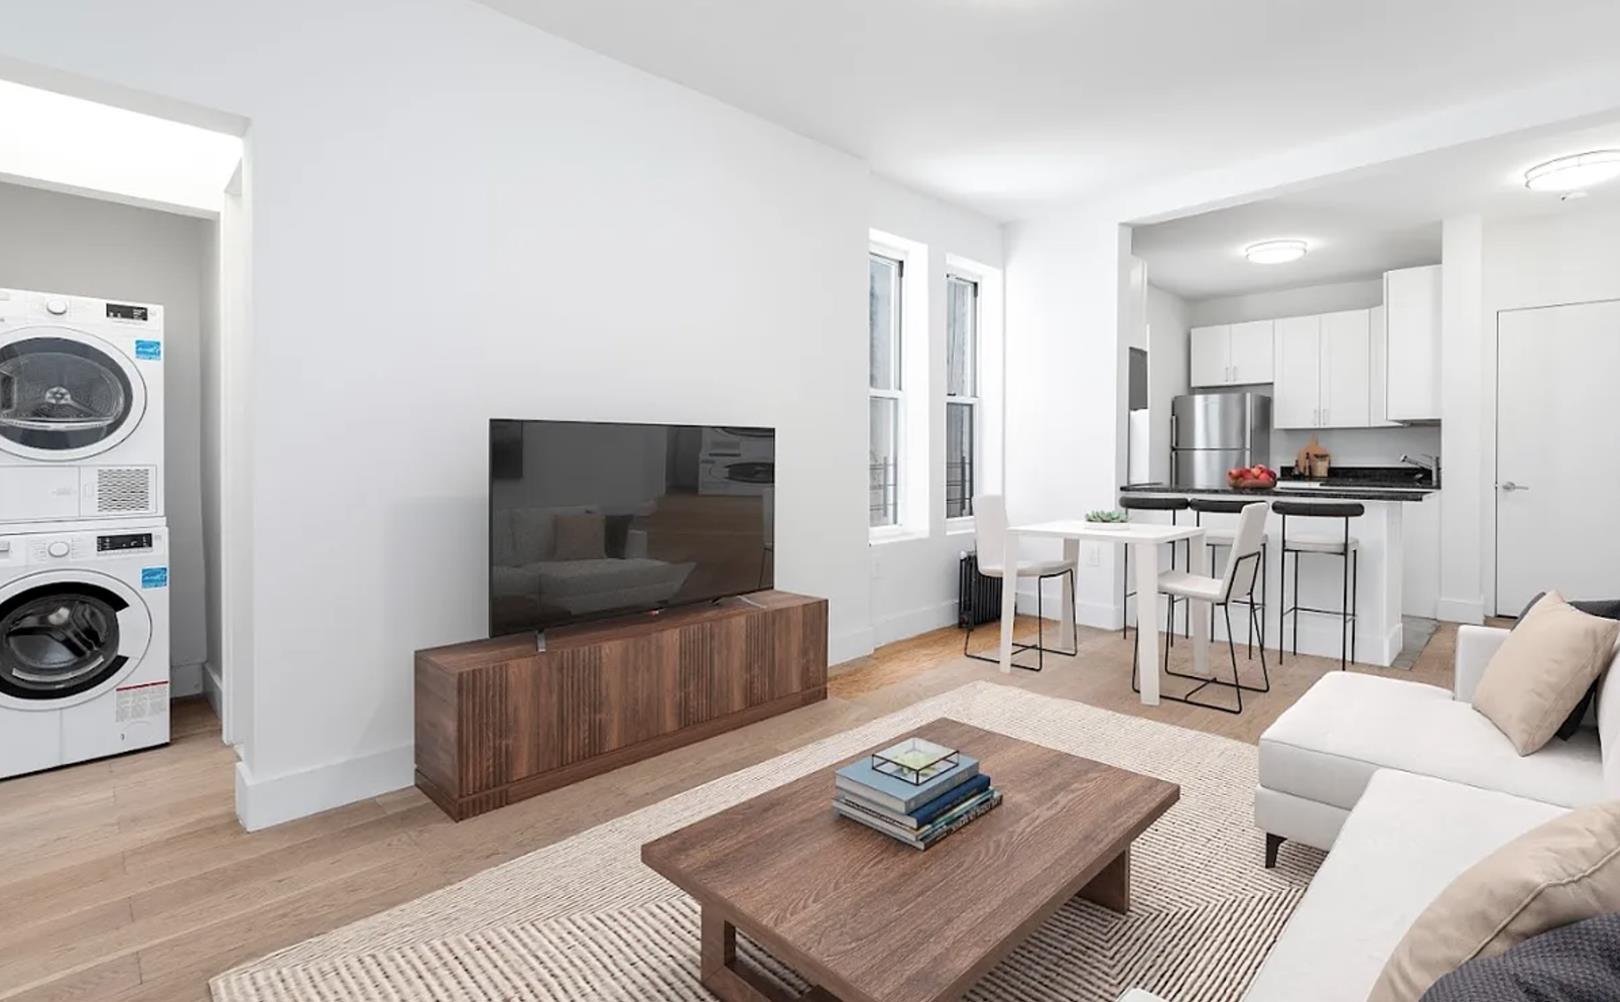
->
[{"left": 489, "top": 419, "right": 775, "bottom": 637}]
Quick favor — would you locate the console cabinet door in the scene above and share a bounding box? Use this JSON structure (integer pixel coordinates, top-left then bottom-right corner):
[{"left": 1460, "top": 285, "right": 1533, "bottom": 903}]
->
[
  {"left": 1228, "top": 320, "right": 1274, "bottom": 384},
  {"left": 1273, "top": 315, "right": 1322, "bottom": 428},
  {"left": 1189, "top": 325, "right": 1231, "bottom": 387},
  {"left": 1320, "top": 309, "right": 1371, "bottom": 428}
]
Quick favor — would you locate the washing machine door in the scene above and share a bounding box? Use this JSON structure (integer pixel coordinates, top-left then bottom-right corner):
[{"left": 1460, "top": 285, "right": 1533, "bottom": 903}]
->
[
  {"left": 0, "top": 570, "right": 151, "bottom": 708},
  {"left": 0, "top": 326, "right": 148, "bottom": 462}
]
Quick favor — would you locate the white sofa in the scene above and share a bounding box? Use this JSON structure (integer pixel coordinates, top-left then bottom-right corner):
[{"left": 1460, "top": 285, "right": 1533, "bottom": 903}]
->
[{"left": 1124, "top": 624, "right": 1620, "bottom": 1002}]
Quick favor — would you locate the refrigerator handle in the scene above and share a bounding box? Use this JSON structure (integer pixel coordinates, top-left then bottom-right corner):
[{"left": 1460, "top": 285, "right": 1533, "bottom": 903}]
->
[{"left": 1169, "top": 412, "right": 1178, "bottom": 471}]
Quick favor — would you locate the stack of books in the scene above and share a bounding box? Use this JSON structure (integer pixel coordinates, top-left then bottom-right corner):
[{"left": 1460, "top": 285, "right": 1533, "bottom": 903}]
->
[{"left": 833, "top": 739, "right": 1001, "bottom": 850}]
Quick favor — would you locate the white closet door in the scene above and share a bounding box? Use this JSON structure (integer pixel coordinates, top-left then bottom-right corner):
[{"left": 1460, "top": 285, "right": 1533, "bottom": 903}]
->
[
  {"left": 1497, "top": 300, "right": 1620, "bottom": 614},
  {"left": 1320, "top": 309, "right": 1370, "bottom": 428},
  {"left": 1273, "top": 315, "right": 1321, "bottom": 428}
]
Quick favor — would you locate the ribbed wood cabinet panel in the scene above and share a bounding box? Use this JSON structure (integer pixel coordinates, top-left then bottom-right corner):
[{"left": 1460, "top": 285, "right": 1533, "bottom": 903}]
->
[{"left": 414, "top": 591, "right": 828, "bottom": 820}]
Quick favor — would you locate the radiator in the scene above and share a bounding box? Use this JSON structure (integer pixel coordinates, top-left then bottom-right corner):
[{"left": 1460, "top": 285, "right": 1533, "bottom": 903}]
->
[{"left": 958, "top": 552, "right": 1003, "bottom": 628}]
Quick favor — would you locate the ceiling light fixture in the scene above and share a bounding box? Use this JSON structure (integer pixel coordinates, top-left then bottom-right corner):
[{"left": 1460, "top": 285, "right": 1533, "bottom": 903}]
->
[
  {"left": 1244, "top": 239, "right": 1308, "bottom": 265},
  {"left": 1524, "top": 151, "right": 1620, "bottom": 193}
]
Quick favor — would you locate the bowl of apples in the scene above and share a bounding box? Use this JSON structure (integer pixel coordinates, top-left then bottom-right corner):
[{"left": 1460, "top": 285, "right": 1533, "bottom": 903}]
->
[{"left": 1227, "top": 464, "right": 1278, "bottom": 491}]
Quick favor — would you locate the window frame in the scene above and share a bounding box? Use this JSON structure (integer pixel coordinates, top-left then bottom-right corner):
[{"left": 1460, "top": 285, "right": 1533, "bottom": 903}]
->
[
  {"left": 868, "top": 248, "right": 906, "bottom": 533},
  {"left": 944, "top": 270, "right": 982, "bottom": 530}
]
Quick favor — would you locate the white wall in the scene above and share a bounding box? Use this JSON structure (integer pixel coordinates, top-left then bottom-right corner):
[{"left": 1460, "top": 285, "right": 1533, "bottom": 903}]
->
[
  {"left": 0, "top": 180, "right": 211, "bottom": 689},
  {"left": 866, "top": 176, "right": 1004, "bottom": 646},
  {"left": 1187, "top": 278, "right": 1384, "bottom": 327},
  {"left": 1004, "top": 214, "right": 1130, "bottom": 626},
  {"left": 1, "top": 0, "right": 887, "bottom": 829},
  {"left": 1145, "top": 284, "right": 1189, "bottom": 484},
  {"left": 1477, "top": 203, "right": 1620, "bottom": 616}
]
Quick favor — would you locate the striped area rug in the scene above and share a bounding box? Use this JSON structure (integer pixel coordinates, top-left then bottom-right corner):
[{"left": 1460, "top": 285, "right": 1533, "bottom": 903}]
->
[{"left": 212, "top": 680, "right": 1321, "bottom": 1002}]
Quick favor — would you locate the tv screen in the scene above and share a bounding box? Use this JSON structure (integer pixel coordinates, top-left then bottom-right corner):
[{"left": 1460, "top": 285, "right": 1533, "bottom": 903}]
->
[{"left": 489, "top": 420, "right": 775, "bottom": 637}]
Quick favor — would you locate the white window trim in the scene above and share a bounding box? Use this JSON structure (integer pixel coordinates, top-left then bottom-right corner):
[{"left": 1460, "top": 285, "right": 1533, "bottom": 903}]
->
[
  {"left": 945, "top": 252, "right": 1004, "bottom": 523},
  {"left": 944, "top": 270, "right": 981, "bottom": 530},
  {"left": 869, "top": 230, "right": 929, "bottom": 542}
]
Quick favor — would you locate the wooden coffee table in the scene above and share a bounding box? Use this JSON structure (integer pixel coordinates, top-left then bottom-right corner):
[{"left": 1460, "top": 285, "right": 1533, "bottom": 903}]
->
[{"left": 641, "top": 719, "right": 1179, "bottom": 1002}]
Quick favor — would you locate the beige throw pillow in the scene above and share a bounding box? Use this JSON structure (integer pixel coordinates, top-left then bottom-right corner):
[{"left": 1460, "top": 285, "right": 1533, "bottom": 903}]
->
[
  {"left": 551, "top": 513, "right": 606, "bottom": 561},
  {"left": 1473, "top": 591, "right": 1620, "bottom": 755},
  {"left": 1368, "top": 800, "right": 1620, "bottom": 1002}
]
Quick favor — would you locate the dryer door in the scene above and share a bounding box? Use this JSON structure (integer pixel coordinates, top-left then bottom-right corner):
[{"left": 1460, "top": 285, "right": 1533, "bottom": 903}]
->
[
  {"left": 0, "top": 326, "right": 148, "bottom": 462},
  {"left": 0, "top": 571, "right": 151, "bottom": 708}
]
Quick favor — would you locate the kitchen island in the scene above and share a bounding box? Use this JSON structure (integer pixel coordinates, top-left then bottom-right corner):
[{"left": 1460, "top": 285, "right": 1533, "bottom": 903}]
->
[{"left": 1118, "top": 478, "right": 1436, "bottom": 668}]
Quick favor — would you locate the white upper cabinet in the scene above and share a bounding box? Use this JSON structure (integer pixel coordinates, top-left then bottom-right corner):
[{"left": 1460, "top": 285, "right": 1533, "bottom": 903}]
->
[
  {"left": 1367, "top": 305, "right": 1399, "bottom": 427},
  {"left": 1320, "top": 309, "right": 1371, "bottom": 429},
  {"left": 1273, "top": 315, "right": 1322, "bottom": 428},
  {"left": 1189, "top": 321, "right": 1273, "bottom": 387},
  {"left": 1189, "top": 324, "right": 1231, "bottom": 387},
  {"left": 1385, "top": 265, "right": 1442, "bottom": 421},
  {"left": 1273, "top": 309, "right": 1374, "bottom": 429},
  {"left": 1229, "top": 320, "right": 1275, "bottom": 384}
]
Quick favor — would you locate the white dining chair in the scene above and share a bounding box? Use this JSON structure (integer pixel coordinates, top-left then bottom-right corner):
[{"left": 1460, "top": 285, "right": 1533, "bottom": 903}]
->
[
  {"left": 964, "top": 495, "right": 1078, "bottom": 672},
  {"left": 1131, "top": 501, "right": 1270, "bottom": 713}
]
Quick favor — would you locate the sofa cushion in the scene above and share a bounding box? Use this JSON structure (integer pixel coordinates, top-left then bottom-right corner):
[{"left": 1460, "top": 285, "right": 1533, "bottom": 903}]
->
[
  {"left": 1513, "top": 593, "right": 1620, "bottom": 740},
  {"left": 1368, "top": 800, "right": 1620, "bottom": 1002},
  {"left": 1474, "top": 592, "right": 1620, "bottom": 754},
  {"left": 1259, "top": 672, "right": 1605, "bottom": 812},
  {"left": 1243, "top": 771, "right": 1564, "bottom": 1002},
  {"left": 1419, "top": 910, "right": 1620, "bottom": 1002}
]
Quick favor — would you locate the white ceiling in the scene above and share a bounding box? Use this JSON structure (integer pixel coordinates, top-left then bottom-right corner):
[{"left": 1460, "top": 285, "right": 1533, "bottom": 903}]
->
[
  {"left": 1134, "top": 113, "right": 1620, "bottom": 299},
  {"left": 479, "top": 0, "right": 1620, "bottom": 220}
]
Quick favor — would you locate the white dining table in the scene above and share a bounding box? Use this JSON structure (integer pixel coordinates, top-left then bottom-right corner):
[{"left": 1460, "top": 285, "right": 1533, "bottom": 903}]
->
[{"left": 997, "top": 520, "right": 1211, "bottom": 704}]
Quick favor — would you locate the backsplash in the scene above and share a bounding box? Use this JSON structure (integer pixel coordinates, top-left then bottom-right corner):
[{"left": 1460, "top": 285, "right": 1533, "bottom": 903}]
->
[{"left": 1271, "top": 425, "right": 1441, "bottom": 471}]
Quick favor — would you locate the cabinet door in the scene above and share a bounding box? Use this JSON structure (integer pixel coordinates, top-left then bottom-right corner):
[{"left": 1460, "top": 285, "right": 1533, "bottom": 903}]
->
[
  {"left": 1272, "top": 315, "right": 1321, "bottom": 428},
  {"left": 1386, "top": 265, "right": 1442, "bottom": 420},
  {"left": 1228, "top": 320, "right": 1274, "bottom": 384},
  {"left": 1367, "top": 305, "right": 1399, "bottom": 427},
  {"left": 1189, "top": 325, "right": 1231, "bottom": 387},
  {"left": 1320, "top": 309, "right": 1371, "bottom": 428}
]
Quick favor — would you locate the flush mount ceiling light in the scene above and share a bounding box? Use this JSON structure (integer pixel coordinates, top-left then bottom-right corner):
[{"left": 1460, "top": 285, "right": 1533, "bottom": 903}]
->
[
  {"left": 1244, "top": 239, "right": 1309, "bottom": 265},
  {"left": 1524, "top": 151, "right": 1620, "bottom": 193}
]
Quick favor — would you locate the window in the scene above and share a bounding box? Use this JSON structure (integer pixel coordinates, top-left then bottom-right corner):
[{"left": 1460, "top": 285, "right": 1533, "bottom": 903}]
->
[
  {"left": 869, "top": 252, "right": 903, "bottom": 528},
  {"left": 945, "top": 273, "right": 979, "bottom": 519}
]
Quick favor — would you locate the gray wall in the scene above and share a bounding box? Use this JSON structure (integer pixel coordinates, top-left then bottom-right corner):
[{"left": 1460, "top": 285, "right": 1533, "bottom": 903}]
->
[{"left": 0, "top": 181, "right": 211, "bottom": 684}]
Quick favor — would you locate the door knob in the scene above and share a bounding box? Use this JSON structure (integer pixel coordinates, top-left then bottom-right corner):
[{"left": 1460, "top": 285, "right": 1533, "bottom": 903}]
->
[{"left": 1499, "top": 481, "right": 1530, "bottom": 492}]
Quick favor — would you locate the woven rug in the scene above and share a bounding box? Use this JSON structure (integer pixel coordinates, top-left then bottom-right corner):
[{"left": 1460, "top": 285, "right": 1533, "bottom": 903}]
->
[{"left": 213, "top": 681, "right": 1322, "bottom": 1002}]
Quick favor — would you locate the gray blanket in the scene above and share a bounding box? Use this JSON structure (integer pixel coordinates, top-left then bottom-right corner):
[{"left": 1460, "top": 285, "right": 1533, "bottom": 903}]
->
[{"left": 1421, "top": 911, "right": 1620, "bottom": 1002}]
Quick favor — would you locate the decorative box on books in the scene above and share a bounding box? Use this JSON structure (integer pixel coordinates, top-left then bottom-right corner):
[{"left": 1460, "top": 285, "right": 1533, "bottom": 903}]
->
[{"left": 832, "top": 737, "right": 1001, "bottom": 850}]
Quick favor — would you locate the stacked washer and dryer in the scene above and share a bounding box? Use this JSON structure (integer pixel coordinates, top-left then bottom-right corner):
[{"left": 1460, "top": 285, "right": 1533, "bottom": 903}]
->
[{"left": 0, "top": 288, "right": 171, "bottom": 779}]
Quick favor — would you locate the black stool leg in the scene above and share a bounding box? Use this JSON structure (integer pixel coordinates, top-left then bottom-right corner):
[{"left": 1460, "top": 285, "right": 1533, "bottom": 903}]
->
[
  {"left": 1340, "top": 517, "right": 1350, "bottom": 671},
  {"left": 1278, "top": 517, "right": 1287, "bottom": 665},
  {"left": 1351, "top": 548, "right": 1359, "bottom": 666},
  {"left": 1121, "top": 543, "right": 1130, "bottom": 639}
]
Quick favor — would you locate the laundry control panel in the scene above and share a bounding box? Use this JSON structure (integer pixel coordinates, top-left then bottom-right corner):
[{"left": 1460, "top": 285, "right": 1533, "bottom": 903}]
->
[
  {"left": 0, "top": 526, "right": 166, "bottom": 566},
  {"left": 98, "top": 532, "right": 154, "bottom": 553}
]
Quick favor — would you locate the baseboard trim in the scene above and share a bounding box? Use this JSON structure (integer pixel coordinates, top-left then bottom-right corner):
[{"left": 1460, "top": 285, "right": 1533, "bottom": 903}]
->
[
  {"left": 872, "top": 599, "right": 958, "bottom": 648},
  {"left": 829, "top": 626, "right": 874, "bottom": 667},
  {"left": 1436, "top": 596, "right": 1486, "bottom": 624},
  {"left": 235, "top": 742, "right": 414, "bottom": 832}
]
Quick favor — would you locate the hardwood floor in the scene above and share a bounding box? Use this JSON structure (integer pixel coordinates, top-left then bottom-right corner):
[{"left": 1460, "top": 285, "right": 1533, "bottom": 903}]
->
[{"left": 0, "top": 617, "right": 1464, "bottom": 1000}]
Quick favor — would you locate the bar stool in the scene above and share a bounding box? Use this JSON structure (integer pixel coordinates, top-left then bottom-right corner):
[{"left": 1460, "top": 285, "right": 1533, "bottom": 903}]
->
[
  {"left": 1131, "top": 501, "right": 1270, "bottom": 714},
  {"left": 1189, "top": 497, "right": 1269, "bottom": 656},
  {"left": 963, "top": 495, "right": 1078, "bottom": 672},
  {"left": 1274, "top": 500, "right": 1362, "bottom": 670},
  {"left": 1120, "top": 495, "right": 1191, "bottom": 639}
]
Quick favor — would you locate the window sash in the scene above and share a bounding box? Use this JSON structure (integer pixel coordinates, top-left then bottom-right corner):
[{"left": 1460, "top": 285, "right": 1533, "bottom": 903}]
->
[
  {"left": 945, "top": 273, "right": 980, "bottom": 519},
  {"left": 869, "top": 253, "right": 903, "bottom": 393}
]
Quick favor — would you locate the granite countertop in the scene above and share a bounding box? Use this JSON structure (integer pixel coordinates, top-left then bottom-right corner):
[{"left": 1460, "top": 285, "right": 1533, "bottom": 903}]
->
[{"left": 1121, "top": 466, "right": 1437, "bottom": 503}]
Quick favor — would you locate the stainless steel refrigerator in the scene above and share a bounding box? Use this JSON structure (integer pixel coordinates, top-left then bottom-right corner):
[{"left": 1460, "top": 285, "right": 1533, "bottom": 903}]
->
[{"left": 1170, "top": 392, "right": 1272, "bottom": 488}]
